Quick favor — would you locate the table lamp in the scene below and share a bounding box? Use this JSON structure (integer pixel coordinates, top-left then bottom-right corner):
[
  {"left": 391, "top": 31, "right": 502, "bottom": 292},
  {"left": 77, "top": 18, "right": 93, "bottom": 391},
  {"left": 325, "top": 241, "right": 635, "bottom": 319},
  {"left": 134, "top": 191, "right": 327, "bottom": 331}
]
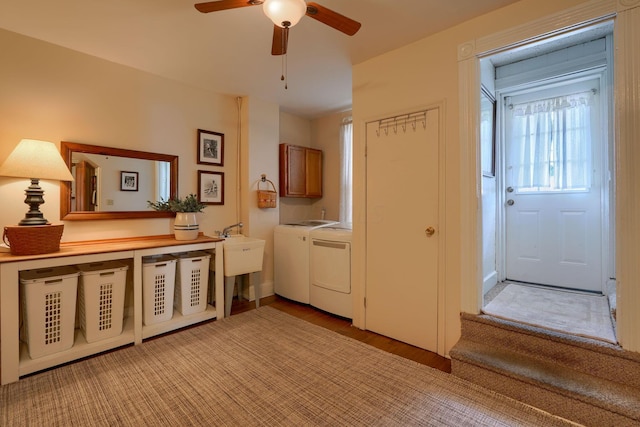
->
[{"left": 0, "top": 139, "right": 74, "bottom": 255}]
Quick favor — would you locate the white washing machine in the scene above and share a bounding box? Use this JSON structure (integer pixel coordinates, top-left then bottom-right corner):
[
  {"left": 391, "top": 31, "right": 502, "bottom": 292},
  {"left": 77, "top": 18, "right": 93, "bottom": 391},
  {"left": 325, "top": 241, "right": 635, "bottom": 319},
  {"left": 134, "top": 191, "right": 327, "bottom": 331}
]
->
[
  {"left": 309, "top": 224, "right": 353, "bottom": 318},
  {"left": 274, "top": 220, "right": 338, "bottom": 303}
]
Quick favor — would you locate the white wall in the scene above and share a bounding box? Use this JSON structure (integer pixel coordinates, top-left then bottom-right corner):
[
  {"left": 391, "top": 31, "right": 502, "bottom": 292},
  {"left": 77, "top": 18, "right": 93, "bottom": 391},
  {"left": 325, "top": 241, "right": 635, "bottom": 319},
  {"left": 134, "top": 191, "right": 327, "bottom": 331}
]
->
[
  {"left": 0, "top": 28, "right": 240, "bottom": 242},
  {"left": 311, "top": 111, "right": 350, "bottom": 222},
  {"left": 277, "top": 110, "right": 345, "bottom": 224},
  {"left": 480, "top": 59, "right": 498, "bottom": 295},
  {"left": 0, "top": 28, "right": 278, "bottom": 293},
  {"left": 352, "top": 0, "right": 589, "bottom": 355},
  {"left": 278, "top": 112, "right": 313, "bottom": 224},
  {"left": 241, "top": 96, "right": 280, "bottom": 299}
]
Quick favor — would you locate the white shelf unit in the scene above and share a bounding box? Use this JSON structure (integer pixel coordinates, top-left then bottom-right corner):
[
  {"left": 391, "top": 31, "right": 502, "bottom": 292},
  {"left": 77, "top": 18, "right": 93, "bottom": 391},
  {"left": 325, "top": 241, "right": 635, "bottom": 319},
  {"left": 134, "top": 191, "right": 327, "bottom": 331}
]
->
[{"left": 0, "top": 237, "right": 223, "bottom": 385}]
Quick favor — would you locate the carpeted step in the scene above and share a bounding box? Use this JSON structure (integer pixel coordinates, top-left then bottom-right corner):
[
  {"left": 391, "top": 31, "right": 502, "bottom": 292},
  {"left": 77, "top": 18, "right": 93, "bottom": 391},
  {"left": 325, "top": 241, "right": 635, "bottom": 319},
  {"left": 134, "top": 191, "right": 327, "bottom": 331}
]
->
[
  {"left": 459, "top": 313, "right": 640, "bottom": 389},
  {"left": 450, "top": 313, "right": 640, "bottom": 426},
  {"left": 451, "top": 340, "right": 640, "bottom": 426}
]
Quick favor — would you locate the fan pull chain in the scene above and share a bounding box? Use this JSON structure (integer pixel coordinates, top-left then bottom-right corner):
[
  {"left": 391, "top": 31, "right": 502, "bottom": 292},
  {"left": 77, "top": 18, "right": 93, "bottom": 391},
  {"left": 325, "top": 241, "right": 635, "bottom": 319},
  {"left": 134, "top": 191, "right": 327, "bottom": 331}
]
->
[
  {"left": 281, "top": 53, "right": 288, "bottom": 89},
  {"left": 281, "top": 26, "right": 289, "bottom": 89}
]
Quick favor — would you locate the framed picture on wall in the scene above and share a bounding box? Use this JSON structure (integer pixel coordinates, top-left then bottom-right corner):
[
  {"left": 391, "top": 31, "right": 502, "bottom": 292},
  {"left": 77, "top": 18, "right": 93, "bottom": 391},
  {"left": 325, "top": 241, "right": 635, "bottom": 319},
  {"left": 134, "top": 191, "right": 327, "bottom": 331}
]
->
[
  {"left": 197, "top": 129, "right": 224, "bottom": 166},
  {"left": 198, "top": 170, "right": 224, "bottom": 205},
  {"left": 120, "top": 171, "right": 139, "bottom": 191},
  {"left": 481, "top": 86, "right": 496, "bottom": 177}
]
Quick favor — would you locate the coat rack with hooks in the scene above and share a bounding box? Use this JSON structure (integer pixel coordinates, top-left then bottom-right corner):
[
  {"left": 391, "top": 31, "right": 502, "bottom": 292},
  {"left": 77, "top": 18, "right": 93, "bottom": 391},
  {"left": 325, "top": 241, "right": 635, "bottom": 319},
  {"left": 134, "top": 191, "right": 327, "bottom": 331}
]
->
[{"left": 375, "top": 111, "right": 427, "bottom": 137}]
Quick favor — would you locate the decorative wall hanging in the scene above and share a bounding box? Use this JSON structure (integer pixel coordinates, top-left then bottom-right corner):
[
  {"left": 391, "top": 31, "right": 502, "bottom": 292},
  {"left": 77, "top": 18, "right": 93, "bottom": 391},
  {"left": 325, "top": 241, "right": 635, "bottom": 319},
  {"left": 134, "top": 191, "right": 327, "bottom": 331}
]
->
[
  {"left": 257, "top": 174, "right": 277, "bottom": 208},
  {"left": 120, "top": 171, "right": 139, "bottom": 191},
  {"left": 198, "top": 170, "right": 224, "bottom": 205},
  {"left": 197, "top": 129, "right": 224, "bottom": 166}
]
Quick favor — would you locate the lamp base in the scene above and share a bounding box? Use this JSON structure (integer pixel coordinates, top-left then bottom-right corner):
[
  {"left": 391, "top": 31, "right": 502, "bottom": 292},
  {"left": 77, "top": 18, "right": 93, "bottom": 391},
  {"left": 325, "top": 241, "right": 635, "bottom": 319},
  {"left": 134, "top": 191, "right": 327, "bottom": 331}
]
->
[
  {"left": 19, "top": 178, "right": 49, "bottom": 226},
  {"left": 2, "top": 224, "right": 64, "bottom": 256}
]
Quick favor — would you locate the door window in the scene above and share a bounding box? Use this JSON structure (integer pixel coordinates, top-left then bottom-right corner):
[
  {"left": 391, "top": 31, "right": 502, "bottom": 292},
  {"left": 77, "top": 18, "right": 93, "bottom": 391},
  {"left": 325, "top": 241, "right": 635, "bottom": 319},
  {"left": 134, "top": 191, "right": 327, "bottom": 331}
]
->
[{"left": 508, "top": 89, "right": 594, "bottom": 193}]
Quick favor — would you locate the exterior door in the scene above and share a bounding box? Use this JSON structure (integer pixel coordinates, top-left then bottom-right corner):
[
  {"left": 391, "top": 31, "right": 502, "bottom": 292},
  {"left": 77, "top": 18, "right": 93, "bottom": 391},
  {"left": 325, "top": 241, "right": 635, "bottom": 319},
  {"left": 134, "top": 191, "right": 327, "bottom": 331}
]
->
[
  {"left": 365, "top": 108, "right": 439, "bottom": 352},
  {"left": 504, "top": 79, "right": 603, "bottom": 292}
]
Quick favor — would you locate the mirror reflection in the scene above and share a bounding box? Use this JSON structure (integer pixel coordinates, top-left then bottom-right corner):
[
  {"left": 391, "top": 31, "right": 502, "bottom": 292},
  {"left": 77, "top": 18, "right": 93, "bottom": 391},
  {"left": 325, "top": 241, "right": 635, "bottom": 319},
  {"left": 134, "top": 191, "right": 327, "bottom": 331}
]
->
[
  {"left": 71, "top": 152, "right": 170, "bottom": 212},
  {"left": 60, "top": 142, "right": 178, "bottom": 221}
]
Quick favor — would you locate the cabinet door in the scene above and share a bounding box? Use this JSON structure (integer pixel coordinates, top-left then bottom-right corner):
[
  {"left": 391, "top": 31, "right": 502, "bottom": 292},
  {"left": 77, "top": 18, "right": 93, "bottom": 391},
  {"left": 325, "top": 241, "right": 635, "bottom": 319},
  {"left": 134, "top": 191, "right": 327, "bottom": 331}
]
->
[
  {"left": 280, "top": 144, "right": 307, "bottom": 196},
  {"left": 305, "top": 148, "right": 323, "bottom": 197}
]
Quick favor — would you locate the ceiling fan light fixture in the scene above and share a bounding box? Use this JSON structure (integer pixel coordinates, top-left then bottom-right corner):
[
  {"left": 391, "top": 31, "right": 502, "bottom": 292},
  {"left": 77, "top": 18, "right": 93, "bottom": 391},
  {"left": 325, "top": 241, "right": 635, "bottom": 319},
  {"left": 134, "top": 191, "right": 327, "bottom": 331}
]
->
[{"left": 263, "top": 0, "right": 307, "bottom": 28}]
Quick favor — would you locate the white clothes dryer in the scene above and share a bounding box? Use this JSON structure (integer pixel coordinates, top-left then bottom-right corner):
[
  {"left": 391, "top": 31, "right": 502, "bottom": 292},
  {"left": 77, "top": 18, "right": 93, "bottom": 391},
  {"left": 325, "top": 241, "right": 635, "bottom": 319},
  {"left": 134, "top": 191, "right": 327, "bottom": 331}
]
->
[
  {"left": 274, "top": 220, "right": 337, "bottom": 303},
  {"left": 309, "top": 224, "right": 353, "bottom": 318}
]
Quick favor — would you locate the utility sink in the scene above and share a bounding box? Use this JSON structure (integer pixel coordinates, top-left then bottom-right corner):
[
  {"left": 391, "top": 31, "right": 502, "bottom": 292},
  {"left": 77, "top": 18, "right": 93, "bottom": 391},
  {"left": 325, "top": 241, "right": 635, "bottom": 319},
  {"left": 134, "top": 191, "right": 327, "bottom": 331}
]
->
[{"left": 222, "top": 235, "right": 265, "bottom": 277}]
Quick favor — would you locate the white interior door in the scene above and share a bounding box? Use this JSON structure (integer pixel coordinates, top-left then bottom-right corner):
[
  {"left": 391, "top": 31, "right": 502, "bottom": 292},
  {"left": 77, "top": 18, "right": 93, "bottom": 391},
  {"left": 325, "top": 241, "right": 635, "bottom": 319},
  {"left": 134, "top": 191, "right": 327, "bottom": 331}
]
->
[
  {"left": 504, "top": 79, "right": 604, "bottom": 292},
  {"left": 365, "top": 108, "right": 439, "bottom": 352}
]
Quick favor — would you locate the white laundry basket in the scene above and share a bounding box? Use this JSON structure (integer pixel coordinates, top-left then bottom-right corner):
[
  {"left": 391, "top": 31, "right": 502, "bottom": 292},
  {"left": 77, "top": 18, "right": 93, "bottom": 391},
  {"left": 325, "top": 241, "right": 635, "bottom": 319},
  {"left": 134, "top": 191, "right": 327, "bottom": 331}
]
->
[
  {"left": 77, "top": 261, "right": 128, "bottom": 343},
  {"left": 19, "top": 266, "right": 79, "bottom": 359},
  {"left": 142, "top": 255, "right": 176, "bottom": 325},
  {"left": 174, "top": 251, "right": 211, "bottom": 315}
]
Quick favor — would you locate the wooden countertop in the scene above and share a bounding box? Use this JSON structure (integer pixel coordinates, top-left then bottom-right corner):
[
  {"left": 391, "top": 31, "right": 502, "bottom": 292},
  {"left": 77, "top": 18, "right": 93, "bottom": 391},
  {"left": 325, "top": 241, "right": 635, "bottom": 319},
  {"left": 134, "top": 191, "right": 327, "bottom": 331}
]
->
[{"left": 0, "top": 234, "right": 223, "bottom": 264}]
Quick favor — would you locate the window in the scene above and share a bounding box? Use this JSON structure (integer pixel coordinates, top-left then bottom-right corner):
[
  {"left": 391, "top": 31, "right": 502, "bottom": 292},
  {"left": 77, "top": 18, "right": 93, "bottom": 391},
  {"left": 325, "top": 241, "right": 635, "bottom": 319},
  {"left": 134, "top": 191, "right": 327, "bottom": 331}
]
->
[
  {"left": 340, "top": 117, "right": 353, "bottom": 223},
  {"left": 508, "top": 89, "right": 594, "bottom": 192},
  {"left": 155, "top": 161, "right": 171, "bottom": 201}
]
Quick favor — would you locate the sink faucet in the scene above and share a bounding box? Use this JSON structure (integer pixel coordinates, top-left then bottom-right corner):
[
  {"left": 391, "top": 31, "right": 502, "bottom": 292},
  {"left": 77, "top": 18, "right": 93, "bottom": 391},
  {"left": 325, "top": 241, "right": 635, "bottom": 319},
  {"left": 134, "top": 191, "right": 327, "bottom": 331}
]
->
[{"left": 221, "top": 222, "right": 243, "bottom": 237}]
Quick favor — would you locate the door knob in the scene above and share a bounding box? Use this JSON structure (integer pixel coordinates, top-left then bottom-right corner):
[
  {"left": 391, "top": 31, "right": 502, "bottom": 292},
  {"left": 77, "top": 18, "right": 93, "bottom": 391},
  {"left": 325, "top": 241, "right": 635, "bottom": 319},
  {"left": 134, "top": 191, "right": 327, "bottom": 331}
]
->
[
  {"left": 507, "top": 186, "right": 514, "bottom": 193},
  {"left": 425, "top": 226, "right": 436, "bottom": 237},
  {"left": 507, "top": 199, "right": 515, "bottom": 206}
]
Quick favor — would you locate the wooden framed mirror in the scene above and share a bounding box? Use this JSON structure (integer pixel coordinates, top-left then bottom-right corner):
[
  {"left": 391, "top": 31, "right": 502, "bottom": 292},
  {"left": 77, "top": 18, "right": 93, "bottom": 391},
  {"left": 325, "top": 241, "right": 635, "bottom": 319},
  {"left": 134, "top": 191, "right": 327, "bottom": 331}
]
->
[{"left": 60, "top": 141, "right": 178, "bottom": 220}]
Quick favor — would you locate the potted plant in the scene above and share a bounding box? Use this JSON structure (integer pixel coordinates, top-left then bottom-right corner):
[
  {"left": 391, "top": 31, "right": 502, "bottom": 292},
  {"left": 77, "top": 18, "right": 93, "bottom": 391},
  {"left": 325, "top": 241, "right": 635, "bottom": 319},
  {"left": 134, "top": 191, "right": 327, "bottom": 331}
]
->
[{"left": 148, "top": 194, "right": 206, "bottom": 240}]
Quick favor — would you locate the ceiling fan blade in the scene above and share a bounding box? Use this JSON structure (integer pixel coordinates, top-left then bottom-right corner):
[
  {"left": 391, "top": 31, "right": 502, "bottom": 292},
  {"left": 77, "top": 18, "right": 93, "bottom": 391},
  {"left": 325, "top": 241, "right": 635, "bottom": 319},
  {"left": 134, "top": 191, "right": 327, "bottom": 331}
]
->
[
  {"left": 271, "top": 25, "right": 289, "bottom": 56},
  {"left": 194, "top": 0, "right": 262, "bottom": 13},
  {"left": 305, "top": 2, "right": 361, "bottom": 36}
]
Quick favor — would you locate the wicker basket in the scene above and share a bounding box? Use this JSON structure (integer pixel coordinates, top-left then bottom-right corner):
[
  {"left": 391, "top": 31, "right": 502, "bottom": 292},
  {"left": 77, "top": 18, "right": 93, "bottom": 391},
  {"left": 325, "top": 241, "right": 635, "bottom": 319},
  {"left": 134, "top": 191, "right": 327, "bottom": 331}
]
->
[
  {"left": 3, "top": 224, "right": 64, "bottom": 255},
  {"left": 257, "top": 179, "right": 277, "bottom": 209}
]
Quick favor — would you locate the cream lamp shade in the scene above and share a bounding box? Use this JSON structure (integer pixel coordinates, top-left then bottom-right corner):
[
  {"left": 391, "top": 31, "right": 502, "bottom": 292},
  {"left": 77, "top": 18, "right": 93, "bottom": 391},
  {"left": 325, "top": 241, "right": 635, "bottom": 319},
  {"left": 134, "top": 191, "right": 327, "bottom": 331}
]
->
[
  {"left": 0, "top": 139, "right": 73, "bottom": 182},
  {"left": 0, "top": 139, "right": 74, "bottom": 226},
  {"left": 263, "top": 0, "right": 307, "bottom": 28}
]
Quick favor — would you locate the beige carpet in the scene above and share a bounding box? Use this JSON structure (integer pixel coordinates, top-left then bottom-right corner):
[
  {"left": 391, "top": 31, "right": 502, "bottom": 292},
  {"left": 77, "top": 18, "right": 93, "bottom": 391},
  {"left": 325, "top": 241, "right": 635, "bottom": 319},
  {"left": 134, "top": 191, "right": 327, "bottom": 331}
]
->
[
  {"left": 483, "top": 284, "right": 616, "bottom": 344},
  {"left": 1, "top": 307, "right": 578, "bottom": 426}
]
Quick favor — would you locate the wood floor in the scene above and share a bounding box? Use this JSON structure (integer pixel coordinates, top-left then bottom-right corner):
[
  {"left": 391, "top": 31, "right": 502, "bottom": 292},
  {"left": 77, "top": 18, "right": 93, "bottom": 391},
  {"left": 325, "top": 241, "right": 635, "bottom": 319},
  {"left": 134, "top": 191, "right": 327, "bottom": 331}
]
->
[{"left": 231, "top": 295, "right": 452, "bottom": 374}]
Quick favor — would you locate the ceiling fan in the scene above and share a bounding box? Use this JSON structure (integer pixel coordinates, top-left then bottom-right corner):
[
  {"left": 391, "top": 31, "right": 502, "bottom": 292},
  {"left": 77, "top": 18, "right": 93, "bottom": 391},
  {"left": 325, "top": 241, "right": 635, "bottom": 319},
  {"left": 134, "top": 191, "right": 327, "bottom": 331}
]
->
[{"left": 194, "top": 0, "right": 361, "bottom": 56}]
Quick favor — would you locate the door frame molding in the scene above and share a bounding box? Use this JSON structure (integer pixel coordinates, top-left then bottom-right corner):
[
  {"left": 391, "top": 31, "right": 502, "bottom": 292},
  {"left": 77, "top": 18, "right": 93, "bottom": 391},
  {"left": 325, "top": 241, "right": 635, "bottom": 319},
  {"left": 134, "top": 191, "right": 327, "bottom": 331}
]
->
[{"left": 459, "top": 0, "right": 640, "bottom": 351}]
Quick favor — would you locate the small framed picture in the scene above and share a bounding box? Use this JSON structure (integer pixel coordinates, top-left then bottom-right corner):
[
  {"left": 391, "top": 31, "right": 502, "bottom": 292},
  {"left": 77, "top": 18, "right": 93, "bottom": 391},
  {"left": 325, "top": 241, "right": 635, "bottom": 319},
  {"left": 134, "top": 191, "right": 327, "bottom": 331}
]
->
[
  {"left": 198, "top": 170, "right": 224, "bottom": 205},
  {"left": 197, "top": 129, "right": 224, "bottom": 166},
  {"left": 120, "top": 171, "right": 139, "bottom": 191}
]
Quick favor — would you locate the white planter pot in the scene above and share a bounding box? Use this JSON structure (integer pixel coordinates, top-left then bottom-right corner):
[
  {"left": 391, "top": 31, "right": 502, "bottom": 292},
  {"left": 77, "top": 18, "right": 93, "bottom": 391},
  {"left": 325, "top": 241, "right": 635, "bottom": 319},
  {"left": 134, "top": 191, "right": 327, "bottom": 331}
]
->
[{"left": 174, "top": 212, "right": 199, "bottom": 240}]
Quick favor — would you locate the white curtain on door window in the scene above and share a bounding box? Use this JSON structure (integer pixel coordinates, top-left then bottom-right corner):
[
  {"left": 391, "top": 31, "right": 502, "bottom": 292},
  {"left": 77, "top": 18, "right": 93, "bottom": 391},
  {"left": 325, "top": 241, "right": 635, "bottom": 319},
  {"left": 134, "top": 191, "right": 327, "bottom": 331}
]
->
[
  {"left": 339, "top": 117, "right": 353, "bottom": 223},
  {"left": 509, "top": 91, "right": 593, "bottom": 191}
]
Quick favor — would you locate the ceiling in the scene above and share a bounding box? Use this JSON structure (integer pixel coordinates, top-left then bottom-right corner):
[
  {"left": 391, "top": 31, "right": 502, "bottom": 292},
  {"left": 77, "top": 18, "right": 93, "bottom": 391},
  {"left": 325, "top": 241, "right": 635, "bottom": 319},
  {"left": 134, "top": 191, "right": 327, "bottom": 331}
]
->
[{"left": 0, "top": 0, "right": 522, "bottom": 118}]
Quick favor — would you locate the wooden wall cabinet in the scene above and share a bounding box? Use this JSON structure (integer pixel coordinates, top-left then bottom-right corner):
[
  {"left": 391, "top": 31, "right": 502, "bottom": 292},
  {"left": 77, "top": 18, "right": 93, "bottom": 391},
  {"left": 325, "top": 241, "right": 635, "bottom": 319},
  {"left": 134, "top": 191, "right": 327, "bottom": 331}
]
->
[{"left": 279, "top": 143, "right": 323, "bottom": 198}]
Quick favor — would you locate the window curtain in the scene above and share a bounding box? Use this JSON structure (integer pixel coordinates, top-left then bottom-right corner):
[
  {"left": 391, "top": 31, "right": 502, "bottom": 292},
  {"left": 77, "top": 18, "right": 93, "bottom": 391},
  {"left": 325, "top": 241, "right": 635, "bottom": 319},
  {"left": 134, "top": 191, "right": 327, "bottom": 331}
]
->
[
  {"left": 509, "top": 91, "right": 593, "bottom": 191},
  {"left": 339, "top": 117, "right": 353, "bottom": 224}
]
